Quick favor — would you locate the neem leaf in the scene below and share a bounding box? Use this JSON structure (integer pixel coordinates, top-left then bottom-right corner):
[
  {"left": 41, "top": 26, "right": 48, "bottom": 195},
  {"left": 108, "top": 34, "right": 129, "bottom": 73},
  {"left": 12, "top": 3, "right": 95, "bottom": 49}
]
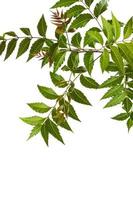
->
[
  {"left": 124, "top": 17, "right": 133, "bottom": 39},
  {"left": 16, "top": 38, "right": 31, "bottom": 58},
  {"left": 94, "top": 0, "right": 108, "bottom": 18},
  {"left": 54, "top": 51, "right": 66, "bottom": 73},
  {"left": 41, "top": 123, "right": 49, "bottom": 146},
  {"left": 4, "top": 39, "right": 17, "bottom": 60},
  {"left": 84, "top": 52, "right": 94, "bottom": 75},
  {"left": 104, "top": 92, "right": 127, "bottom": 108},
  {"left": 100, "top": 48, "right": 109, "bottom": 72},
  {"left": 0, "top": 41, "right": 6, "bottom": 55},
  {"left": 80, "top": 74, "right": 99, "bottom": 89},
  {"left": 37, "top": 15, "right": 47, "bottom": 37},
  {"left": 99, "top": 76, "right": 123, "bottom": 88},
  {"left": 85, "top": 0, "right": 94, "bottom": 7},
  {"left": 70, "top": 88, "right": 91, "bottom": 105},
  {"left": 28, "top": 124, "right": 42, "bottom": 140},
  {"left": 112, "top": 13, "right": 121, "bottom": 41},
  {"left": 122, "top": 98, "right": 132, "bottom": 113},
  {"left": 127, "top": 118, "right": 133, "bottom": 131},
  {"left": 110, "top": 46, "right": 125, "bottom": 74},
  {"left": 28, "top": 102, "right": 51, "bottom": 113},
  {"left": 45, "top": 119, "right": 64, "bottom": 144},
  {"left": 101, "top": 16, "right": 113, "bottom": 43},
  {"left": 20, "top": 28, "right": 31, "bottom": 36},
  {"left": 101, "top": 85, "right": 123, "bottom": 99},
  {"left": 71, "top": 32, "right": 82, "bottom": 48},
  {"left": 52, "top": 0, "right": 77, "bottom": 8},
  {"left": 20, "top": 116, "right": 45, "bottom": 126},
  {"left": 38, "top": 85, "right": 59, "bottom": 100},
  {"left": 87, "top": 30, "right": 103, "bottom": 45},
  {"left": 65, "top": 5, "right": 85, "bottom": 18},
  {"left": 112, "top": 113, "right": 129, "bottom": 121},
  {"left": 50, "top": 72, "right": 68, "bottom": 88},
  {"left": 70, "top": 14, "right": 92, "bottom": 29}
]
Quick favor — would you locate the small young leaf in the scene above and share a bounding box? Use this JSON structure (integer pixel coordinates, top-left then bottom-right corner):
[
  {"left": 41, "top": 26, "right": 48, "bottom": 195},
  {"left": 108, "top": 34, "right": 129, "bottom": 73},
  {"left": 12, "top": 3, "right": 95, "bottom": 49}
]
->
[
  {"left": 37, "top": 85, "right": 59, "bottom": 100},
  {"left": 112, "top": 113, "right": 129, "bottom": 121},
  {"left": 110, "top": 46, "right": 125, "bottom": 74},
  {"left": 4, "top": 39, "right": 17, "bottom": 60},
  {"left": 20, "top": 28, "right": 31, "bottom": 36},
  {"left": 20, "top": 116, "right": 45, "bottom": 126},
  {"left": 70, "top": 88, "right": 91, "bottom": 105},
  {"left": 112, "top": 13, "right": 121, "bottom": 41},
  {"left": 16, "top": 38, "right": 31, "bottom": 58},
  {"left": 94, "top": 0, "right": 108, "bottom": 18},
  {"left": 71, "top": 32, "right": 82, "bottom": 48},
  {"left": 52, "top": 0, "right": 77, "bottom": 8},
  {"left": 65, "top": 5, "right": 85, "bottom": 18},
  {"left": 50, "top": 72, "right": 68, "bottom": 88},
  {"left": 99, "top": 76, "right": 123, "bottom": 88},
  {"left": 84, "top": 52, "right": 94, "bottom": 75},
  {"left": 100, "top": 49, "right": 109, "bottom": 72},
  {"left": 37, "top": 15, "right": 47, "bottom": 37},
  {"left": 41, "top": 123, "right": 49, "bottom": 146},
  {"left": 104, "top": 92, "right": 127, "bottom": 108},
  {"left": 80, "top": 75, "right": 99, "bottom": 89},
  {"left": 70, "top": 14, "right": 92, "bottom": 29},
  {"left": 28, "top": 102, "right": 51, "bottom": 113},
  {"left": 45, "top": 119, "right": 64, "bottom": 144},
  {"left": 124, "top": 17, "right": 133, "bottom": 39}
]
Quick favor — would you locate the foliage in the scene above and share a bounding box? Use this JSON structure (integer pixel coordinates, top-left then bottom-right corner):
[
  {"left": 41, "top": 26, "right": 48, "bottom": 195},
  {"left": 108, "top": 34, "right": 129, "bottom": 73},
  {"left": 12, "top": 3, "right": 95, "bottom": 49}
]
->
[{"left": 0, "top": 0, "right": 133, "bottom": 145}]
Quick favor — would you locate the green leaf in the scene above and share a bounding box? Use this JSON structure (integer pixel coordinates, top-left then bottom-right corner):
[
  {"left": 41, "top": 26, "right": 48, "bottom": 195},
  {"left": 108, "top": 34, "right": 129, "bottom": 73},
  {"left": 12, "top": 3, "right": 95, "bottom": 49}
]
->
[
  {"left": 101, "top": 16, "right": 113, "bottom": 43},
  {"left": 20, "top": 116, "right": 45, "bottom": 126},
  {"left": 124, "top": 17, "right": 133, "bottom": 39},
  {"left": 99, "top": 76, "right": 123, "bottom": 88},
  {"left": 66, "top": 102, "right": 80, "bottom": 121},
  {"left": 104, "top": 92, "right": 127, "bottom": 108},
  {"left": 112, "top": 13, "right": 121, "bottom": 41},
  {"left": 118, "top": 43, "right": 133, "bottom": 68},
  {"left": 37, "top": 15, "right": 47, "bottom": 37},
  {"left": 5, "top": 31, "right": 17, "bottom": 37},
  {"left": 41, "top": 123, "right": 49, "bottom": 146},
  {"left": 80, "top": 74, "right": 99, "bottom": 89},
  {"left": 27, "top": 38, "right": 45, "bottom": 61},
  {"left": 49, "top": 43, "right": 59, "bottom": 66},
  {"left": 65, "top": 5, "right": 85, "bottom": 18},
  {"left": 70, "top": 88, "right": 91, "bottom": 105},
  {"left": 112, "top": 113, "right": 129, "bottom": 121},
  {"left": 28, "top": 102, "right": 51, "bottom": 113},
  {"left": 73, "top": 66, "right": 86, "bottom": 73},
  {"left": 87, "top": 30, "right": 103, "bottom": 45},
  {"left": 45, "top": 119, "right": 64, "bottom": 144},
  {"left": 70, "top": 14, "right": 92, "bottom": 29},
  {"left": 94, "top": 0, "right": 108, "bottom": 18},
  {"left": 100, "top": 49, "right": 109, "bottom": 72},
  {"left": 28, "top": 124, "right": 42, "bottom": 140},
  {"left": 127, "top": 81, "right": 133, "bottom": 88},
  {"left": 37, "top": 85, "right": 59, "bottom": 100},
  {"left": 0, "top": 41, "right": 6, "bottom": 55},
  {"left": 126, "top": 88, "right": 133, "bottom": 99},
  {"left": 50, "top": 72, "right": 68, "bottom": 88},
  {"left": 4, "top": 39, "right": 17, "bottom": 60},
  {"left": 16, "top": 38, "right": 31, "bottom": 58},
  {"left": 20, "top": 28, "right": 31, "bottom": 36},
  {"left": 52, "top": 0, "right": 77, "bottom": 8},
  {"left": 84, "top": 52, "right": 94, "bottom": 75},
  {"left": 110, "top": 46, "right": 125, "bottom": 74},
  {"left": 122, "top": 98, "right": 132, "bottom": 113},
  {"left": 85, "top": 0, "right": 94, "bottom": 7},
  {"left": 71, "top": 32, "right": 82, "bottom": 48},
  {"left": 127, "top": 118, "right": 133, "bottom": 131},
  {"left": 84, "top": 28, "right": 101, "bottom": 47},
  {"left": 54, "top": 51, "right": 66, "bottom": 73},
  {"left": 101, "top": 85, "right": 123, "bottom": 99},
  {"left": 67, "top": 52, "right": 79, "bottom": 71}
]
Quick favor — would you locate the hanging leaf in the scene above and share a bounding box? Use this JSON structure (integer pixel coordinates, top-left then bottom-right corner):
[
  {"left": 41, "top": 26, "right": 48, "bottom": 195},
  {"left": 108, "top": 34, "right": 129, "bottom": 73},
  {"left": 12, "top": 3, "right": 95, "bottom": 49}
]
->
[
  {"left": 0, "top": 41, "right": 6, "bottom": 55},
  {"left": 16, "top": 38, "right": 31, "bottom": 58},
  {"left": 84, "top": 52, "right": 94, "bottom": 75},
  {"left": 38, "top": 85, "right": 59, "bottom": 100},
  {"left": 127, "top": 118, "right": 133, "bottom": 131},
  {"left": 80, "top": 75, "right": 99, "bottom": 89},
  {"left": 70, "top": 88, "right": 91, "bottom": 105},
  {"left": 71, "top": 32, "right": 82, "bottom": 48},
  {"left": 110, "top": 46, "right": 125, "bottom": 74},
  {"left": 20, "top": 116, "right": 45, "bottom": 126},
  {"left": 70, "top": 14, "right": 92, "bottom": 29},
  {"left": 51, "top": 0, "right": 77, "bottom": 8},
  {"left": 28, "top": 124, "right": 42, "bottom": 140},
  {"left": 20, "top": 28, "right": 31, "bottom": 36},
  {"left": 94, "top": 0, "right": 108, "bottom": 18},
  {"left": 41, "top": 123, "right": 49, "bottom": 146},
  {"left": 124, "top": 17, "right": 133, "bottom": 39},
  {"left": 50, "top": 72, "right": 68, "bottom": 88},
  {"left": 65, "top": 5, "right": 85, "bottom": 18},
  {"left": 4, "top": 39, "right": 17, "bottom": 60},
  {"left": 28, "top": 102, "right": 51, "bottom": 113},
  {"left": 100, "top": 48, "right": 109, "bottom": 72},
  {"left": 54, "top": 51, "right": 66, "bottom": 72},
  {"left": 37, "top": 15, "right": 47, "bottom": 37}
]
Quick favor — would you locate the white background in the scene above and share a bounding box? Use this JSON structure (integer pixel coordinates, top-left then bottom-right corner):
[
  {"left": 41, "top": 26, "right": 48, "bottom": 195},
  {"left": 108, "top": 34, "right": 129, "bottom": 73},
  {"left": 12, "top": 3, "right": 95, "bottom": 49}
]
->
[{"left": 0, "top": 0, "right": 133, "bottom": 199}]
